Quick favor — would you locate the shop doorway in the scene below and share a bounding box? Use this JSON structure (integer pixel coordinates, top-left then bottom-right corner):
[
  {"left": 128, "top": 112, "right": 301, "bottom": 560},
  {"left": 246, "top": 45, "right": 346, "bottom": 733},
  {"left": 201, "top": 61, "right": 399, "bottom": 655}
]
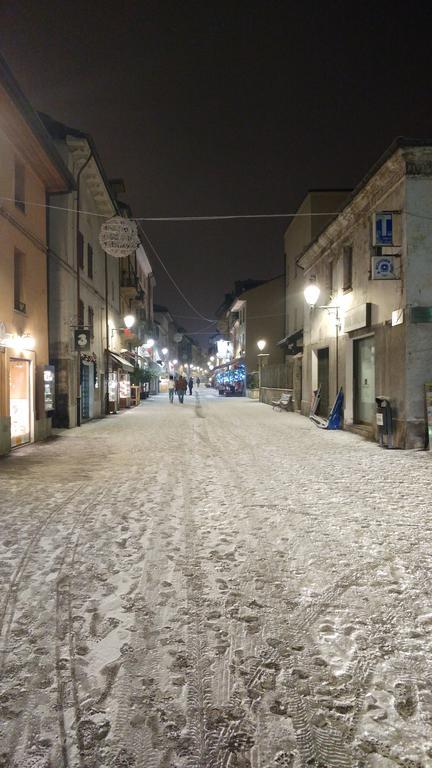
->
[
  {"left": 10, "top": 358, "right": 31, "bottom": 447},
  {"left": 317, "top": 347, "right": 329, "bottom": 416},
  {"left": 81, "top": 363, "right": 90, "bottom": 420},
  {"left": 354, "top": 336, "right": 375, "bottom": 424}
]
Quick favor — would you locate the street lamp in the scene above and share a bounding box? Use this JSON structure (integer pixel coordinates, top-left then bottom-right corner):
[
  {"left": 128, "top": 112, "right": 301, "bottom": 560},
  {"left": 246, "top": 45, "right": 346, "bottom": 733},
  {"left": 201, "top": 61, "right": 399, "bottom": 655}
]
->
[
  {"left": 162, "top": 347, "right": 168, "bottom": 355},
  {"left": 123, "top": 314, "right": 135, "bottom": 329},
  {"left": 303, "top": 279, "right": 341, "bottom": 392},
  {"left": 304, "top": 278, "right": 321, "bottom": 308},
  {"left": 256, "top": 339, "right": 269, "bottom": 401},
  {"left": 146, "top": 338, "right": 155, "bottom": 348}
]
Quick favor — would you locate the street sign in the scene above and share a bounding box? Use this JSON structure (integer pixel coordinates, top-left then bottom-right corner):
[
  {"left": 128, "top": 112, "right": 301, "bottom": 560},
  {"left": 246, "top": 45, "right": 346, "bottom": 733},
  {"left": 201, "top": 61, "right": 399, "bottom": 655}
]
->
[
  {"left": 373, "top": 212, "right": 393, "bottom": 245},
  {"left": 411, "top": 307, "right": 432, "bottom": 323},
  {"left": 74, "top": 329, "right": 90, "bottom": 351},
  {"left": 372, "top": 255, "right": 399, "bottom": 279}
]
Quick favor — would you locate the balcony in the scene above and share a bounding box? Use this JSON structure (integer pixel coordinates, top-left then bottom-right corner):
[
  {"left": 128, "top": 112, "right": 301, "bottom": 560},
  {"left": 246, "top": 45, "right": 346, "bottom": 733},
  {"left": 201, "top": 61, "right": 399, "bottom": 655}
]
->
[{"left": 120, "top": 271, "right": 138, "bottom": 300}]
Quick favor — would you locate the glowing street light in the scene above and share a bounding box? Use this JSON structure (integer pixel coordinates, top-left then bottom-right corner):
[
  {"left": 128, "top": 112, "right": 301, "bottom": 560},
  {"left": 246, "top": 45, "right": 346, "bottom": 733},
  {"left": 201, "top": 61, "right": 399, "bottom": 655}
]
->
[
  {"left": 257, "top": 339, "right": 267, "bottom": 352},
  {"left": 304, "top": 278, "right": 320, "bottom": 307},
  {"left": 161, "top": 347, "right": 168, "bottom": 355},
  {"left": 123, "top": 314, "right": 135, "bottom": 329},
  {"left": 146, "top": 338, "right": 155, "bottom": 348}
]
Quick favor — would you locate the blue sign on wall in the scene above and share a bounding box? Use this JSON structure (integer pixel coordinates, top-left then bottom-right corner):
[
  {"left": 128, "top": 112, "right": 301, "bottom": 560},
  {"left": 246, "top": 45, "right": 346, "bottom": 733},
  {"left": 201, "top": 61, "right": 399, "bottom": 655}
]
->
[{"left": 375, "top": 212, "right": 393, "bottom": 245}]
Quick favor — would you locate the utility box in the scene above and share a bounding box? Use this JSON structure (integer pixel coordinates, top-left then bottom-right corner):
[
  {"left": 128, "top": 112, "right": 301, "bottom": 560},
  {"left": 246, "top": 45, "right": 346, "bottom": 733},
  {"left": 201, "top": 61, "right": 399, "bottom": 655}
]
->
[{"left": 376, "top": 396, "right": 393, "bottom": 448}]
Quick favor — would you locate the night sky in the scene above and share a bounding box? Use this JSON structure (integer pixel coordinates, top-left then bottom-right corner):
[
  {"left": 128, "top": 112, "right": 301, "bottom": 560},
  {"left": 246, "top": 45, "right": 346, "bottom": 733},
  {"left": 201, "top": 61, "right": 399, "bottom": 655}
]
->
[{"left": 1, "top": 1, "right": 431, "bottom": 347}]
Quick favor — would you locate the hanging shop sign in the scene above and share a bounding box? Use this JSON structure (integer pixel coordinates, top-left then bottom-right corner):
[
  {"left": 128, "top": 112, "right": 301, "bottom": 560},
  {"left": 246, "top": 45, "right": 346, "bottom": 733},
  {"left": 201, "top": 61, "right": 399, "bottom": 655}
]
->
[
  {"left": 74, "top": 329, "right": 91, "bottom": 351},
  {"left": 43, "top": 365, "right": 55, "bottom": 411},
  {"left": 343, "top": 303, "right": 371, "bottom": 333}
]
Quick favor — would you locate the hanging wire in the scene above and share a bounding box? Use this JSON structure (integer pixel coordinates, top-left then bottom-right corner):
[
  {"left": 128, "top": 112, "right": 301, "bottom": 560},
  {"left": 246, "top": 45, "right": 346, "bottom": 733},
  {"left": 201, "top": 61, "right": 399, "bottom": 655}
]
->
[
  {"left": 137, "top": 222, "right": 215, "bottom": 324},
  {"left": 2, "top": 193, "right": 430, "bottom": 223}
]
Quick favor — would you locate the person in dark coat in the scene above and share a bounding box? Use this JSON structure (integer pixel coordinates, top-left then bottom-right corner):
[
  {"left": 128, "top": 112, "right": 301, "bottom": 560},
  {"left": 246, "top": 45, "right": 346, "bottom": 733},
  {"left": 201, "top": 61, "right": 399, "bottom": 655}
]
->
[
  {"left": 176, "top": 375, "right": 187, "bottom": 403},
  {"left": 188, "top": 376, "right": 194, "bottom": 395}
]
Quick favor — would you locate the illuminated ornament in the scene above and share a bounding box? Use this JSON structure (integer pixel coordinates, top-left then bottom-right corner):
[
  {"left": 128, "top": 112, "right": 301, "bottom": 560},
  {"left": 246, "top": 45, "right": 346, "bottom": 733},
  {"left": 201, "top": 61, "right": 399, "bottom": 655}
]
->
[{"left": 99, "top": 216, "right": 140, "bottom": 258}]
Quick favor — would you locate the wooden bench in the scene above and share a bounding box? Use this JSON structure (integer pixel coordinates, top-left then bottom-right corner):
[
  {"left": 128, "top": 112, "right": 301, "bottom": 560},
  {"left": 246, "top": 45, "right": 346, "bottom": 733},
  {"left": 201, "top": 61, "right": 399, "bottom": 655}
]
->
[{"left": 272, "top": 392, "right": 293, "bottom": 411}]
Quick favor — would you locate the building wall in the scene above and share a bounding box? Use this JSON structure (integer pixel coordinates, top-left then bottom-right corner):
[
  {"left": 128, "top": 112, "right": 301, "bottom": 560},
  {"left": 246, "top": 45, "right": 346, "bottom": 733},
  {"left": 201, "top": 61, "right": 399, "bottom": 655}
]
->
[
  {"left": 0, "top": 126, "right": 52, "bottom": 454},
  {"left": 404, "top": 173, "right": 432, "bottom": 445},
  {"left": 300, "top": 145, "right": 432, "bottom": 448},
  {"left": 48, "top": 146, "right": 121, "bottom": 427},
  {"left": 242, "top": 276, "right": 285, "bottom": 374},
  {"left": 302, "top": 176, "right": 406, "bottom": 429},
  {"left": 284, "top": 191, "right": 349, "bottom": 340}
]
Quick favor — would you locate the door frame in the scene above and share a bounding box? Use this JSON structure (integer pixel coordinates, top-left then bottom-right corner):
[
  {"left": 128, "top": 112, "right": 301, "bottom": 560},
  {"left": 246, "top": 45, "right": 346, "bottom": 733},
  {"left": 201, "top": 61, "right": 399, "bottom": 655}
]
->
[{"left": 353, "top": 333, "right": 375, "bottom": 425}]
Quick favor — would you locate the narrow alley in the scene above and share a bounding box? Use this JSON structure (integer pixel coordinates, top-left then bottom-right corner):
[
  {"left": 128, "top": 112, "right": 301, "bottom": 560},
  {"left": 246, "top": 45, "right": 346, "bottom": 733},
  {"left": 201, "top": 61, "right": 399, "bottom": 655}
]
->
[{"left": 0, "top": 391, "right": 431, "bottom": 767}]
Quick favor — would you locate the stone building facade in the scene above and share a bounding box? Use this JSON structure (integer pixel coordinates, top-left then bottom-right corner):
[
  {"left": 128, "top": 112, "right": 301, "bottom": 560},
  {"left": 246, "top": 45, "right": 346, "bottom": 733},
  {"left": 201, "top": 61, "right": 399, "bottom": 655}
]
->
[
  {"left": 0, "top": 54, "right": 72, "bottom": 455},
  {"left": 299, "top": 139, "right": 432, "bottom": 448}
]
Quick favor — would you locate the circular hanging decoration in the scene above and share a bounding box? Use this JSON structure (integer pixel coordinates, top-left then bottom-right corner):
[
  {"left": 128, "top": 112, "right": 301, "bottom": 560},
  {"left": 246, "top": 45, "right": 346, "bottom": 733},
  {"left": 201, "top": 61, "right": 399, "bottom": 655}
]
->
[
  {"left": 99, "top": 216, "right": 140, "bottom": 258},
  {"left": 173, "top": 333, "right": 183, "bottom": 343}
]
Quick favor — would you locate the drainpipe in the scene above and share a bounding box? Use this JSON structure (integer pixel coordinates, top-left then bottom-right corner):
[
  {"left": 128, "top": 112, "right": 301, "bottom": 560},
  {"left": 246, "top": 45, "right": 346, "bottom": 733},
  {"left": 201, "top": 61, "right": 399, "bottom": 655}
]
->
[
  {"left": 104, "top": 252, "right": 110, "bottom": 415},
  {"left": 75, "top": 151, "right": 92, "bottom": 427}
]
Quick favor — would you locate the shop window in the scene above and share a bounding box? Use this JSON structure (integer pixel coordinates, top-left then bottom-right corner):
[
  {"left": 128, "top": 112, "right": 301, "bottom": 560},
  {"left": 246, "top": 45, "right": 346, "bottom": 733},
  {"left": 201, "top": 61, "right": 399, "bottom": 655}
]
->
[
  {"left": 14, "top": 249, "right": 26, "bottom": 313},
  {"left": 14, "top": 159, "right": 25, "bottom": 213},
  {"left": 87, "top": 244, "right": 93, "bottom": 279},
  {"left": 78, "top": 231, "right": 84, "bottom": 270},
  {"left": 78, "top": 299, "right": 85, "bottom": 328},
  {"left": 343, "top": 246, "right": 353, "bottom": 291},
  {"left": 88, "top": 305, "right": 94, "bottom": 338}
]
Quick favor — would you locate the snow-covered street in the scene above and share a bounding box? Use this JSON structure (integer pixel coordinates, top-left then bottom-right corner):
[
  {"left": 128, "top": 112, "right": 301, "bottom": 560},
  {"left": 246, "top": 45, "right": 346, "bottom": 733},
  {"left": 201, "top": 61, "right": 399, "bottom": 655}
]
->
[{"left": 1, "top": 390, "right": 432, "bottom": 767}]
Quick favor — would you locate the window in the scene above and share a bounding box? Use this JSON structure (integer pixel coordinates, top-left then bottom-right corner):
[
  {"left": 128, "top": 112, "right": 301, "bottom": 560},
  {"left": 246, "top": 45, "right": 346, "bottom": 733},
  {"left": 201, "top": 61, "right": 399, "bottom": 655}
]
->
[
  {"left": 87, "top": 244, "right": 93, "bottom": 279},
  {"left": 343, "top": 246, "right": 353, "bottom": 291},
  {"left": 14, "top": 159, "right": 25, "bottom": 213},
  {"left": 78, "top": 231, "right": 84, "bottom": 270},
  {"left": 88, "top": 305, "right": 94, "bottom": 338},
  {"left": 14, "top": 249, "right": 26, "bottom": 312},
  {"left": 78, "top": 299, "right": 84, "bottom": 328}
]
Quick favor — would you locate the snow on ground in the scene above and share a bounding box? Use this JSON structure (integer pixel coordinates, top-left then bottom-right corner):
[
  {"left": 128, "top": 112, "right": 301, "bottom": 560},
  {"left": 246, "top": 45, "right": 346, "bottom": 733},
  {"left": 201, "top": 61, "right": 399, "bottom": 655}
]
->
[{"left": 0, "top": 389, "right": 432, "bottom": 768}]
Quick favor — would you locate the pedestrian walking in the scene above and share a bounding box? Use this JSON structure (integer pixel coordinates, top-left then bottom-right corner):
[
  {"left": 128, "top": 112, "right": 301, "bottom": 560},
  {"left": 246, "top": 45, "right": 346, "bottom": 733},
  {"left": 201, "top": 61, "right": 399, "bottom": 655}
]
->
[
  {"left": 168, "top": 374, "right": 175, "bottom": 403},
  {"left": 176, "top": 375, "right": 187, "bottom": 403},
  {"left": 188, "top": 376, "right": 194, "bottom": 395},
  {"left": 196, "top": 376, "right": 201, "bottom": 388}
]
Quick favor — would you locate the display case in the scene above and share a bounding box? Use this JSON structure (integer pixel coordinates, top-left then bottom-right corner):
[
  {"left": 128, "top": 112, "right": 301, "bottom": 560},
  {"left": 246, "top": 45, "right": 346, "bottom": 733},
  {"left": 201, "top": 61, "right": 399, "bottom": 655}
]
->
[
  {"left": 43, "top": 365, "right": 55, "bottom": 412},
  {"left": 119, "top": 373, "right": 131, "bottom": 408}
]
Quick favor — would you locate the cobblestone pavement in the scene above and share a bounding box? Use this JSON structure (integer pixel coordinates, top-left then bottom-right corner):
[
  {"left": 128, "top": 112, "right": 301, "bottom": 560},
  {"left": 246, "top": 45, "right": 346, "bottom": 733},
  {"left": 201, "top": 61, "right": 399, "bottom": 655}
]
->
[{"left": 0, "top": 390, "right": 432, "bottom": 768}]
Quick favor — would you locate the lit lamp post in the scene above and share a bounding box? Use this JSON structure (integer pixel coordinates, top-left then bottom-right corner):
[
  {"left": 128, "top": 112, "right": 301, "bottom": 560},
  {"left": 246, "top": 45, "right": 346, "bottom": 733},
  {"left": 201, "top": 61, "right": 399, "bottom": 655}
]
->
[
  {"left": 161, "top": 347, "right": 169, "bottom": 374},
  {"left": 106, "top": 314, "right": 137, "bottom": 414},
  {"left": 303, "top": 277, "right": 341, "bottom": 392},
  {"left": 257, "top": 339, "right": 269, "bottom": 402}
]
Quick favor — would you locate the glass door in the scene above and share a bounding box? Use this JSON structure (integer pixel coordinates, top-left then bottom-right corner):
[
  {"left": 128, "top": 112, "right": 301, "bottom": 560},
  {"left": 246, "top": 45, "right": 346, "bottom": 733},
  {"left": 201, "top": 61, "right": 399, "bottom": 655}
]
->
[
  {"left": 354, "top": 336, "right": 375, "bottom": 424},
  {"left": 10, "top": 358, "right": 31, "bottom": 447}
]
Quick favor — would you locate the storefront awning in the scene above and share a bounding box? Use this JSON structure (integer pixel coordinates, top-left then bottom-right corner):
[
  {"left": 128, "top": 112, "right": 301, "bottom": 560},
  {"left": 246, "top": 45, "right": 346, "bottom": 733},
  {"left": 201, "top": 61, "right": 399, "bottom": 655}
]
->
[
  {"left": 109, "top": 351, "right": 135, "bottom": 372},
  {"left": 277, "top": 329, "right": 303, "bottom": 350}
]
